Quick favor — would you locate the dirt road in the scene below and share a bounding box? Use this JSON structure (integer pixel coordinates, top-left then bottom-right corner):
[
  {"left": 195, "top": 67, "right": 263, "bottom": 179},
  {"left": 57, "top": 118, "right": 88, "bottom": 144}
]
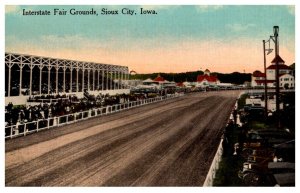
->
[{"left": 5, "top": 91, "right": 240, "bottom": 186}]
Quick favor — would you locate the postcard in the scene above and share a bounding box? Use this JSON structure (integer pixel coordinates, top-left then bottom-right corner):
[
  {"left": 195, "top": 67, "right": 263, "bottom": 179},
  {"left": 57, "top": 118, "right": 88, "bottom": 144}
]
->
[{"left": 4, "top": 3, "right": 295, "bottom": 190}]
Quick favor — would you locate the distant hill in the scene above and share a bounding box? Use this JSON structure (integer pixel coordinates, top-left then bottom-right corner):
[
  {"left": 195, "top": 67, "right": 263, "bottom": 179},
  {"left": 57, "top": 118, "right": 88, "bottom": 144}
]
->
[{"left": 130, "top": 71, "right": 251, "bottom": 85}]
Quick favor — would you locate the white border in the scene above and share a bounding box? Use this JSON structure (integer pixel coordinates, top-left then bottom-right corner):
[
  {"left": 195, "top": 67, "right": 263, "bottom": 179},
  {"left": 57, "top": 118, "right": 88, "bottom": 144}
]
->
[{"left": 1, "top": 1, "right": 298, "bottom": 193}]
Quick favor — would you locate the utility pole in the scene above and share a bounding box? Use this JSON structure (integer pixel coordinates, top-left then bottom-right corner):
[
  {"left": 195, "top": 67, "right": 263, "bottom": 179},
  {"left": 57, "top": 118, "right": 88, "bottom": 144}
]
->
[
  {"left": 273, "top": 26, "right": 280, "bottom": 116},
  {"left": 273, "top": 26, "right": 280, "bottom": 124},
  {"left": 270, "top": 26, "right": 281, "bottom": 128},
  {"left": 263, "top": 40, "right": 268, "bottom": 118}
]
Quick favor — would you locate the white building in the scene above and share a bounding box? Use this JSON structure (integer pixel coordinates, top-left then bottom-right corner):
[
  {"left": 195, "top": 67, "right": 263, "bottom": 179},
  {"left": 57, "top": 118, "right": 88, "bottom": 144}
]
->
[
  {"left": 251, "top": 55, "right": 295, "bottom": 89},
  {"left": 279, "top": 74, "right": 295, "bottom": 89}
]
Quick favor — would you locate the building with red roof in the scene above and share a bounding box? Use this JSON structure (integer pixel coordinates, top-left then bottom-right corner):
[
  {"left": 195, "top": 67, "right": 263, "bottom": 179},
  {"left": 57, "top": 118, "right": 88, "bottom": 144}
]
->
[
  {"left": 251, "top": 55, "right": 294, "bottom": 89},
  {"left": 150, "top": 74, "right": 176, "bottom": 89},
  {"left": 196, "top": 69, "right": 220, "bottom": 86},
  {"left": 251, "top": 70, "right": 266, "bottom": 87},
  {"left": 153, "top": 74, "right": 165, "bottom": 82}
]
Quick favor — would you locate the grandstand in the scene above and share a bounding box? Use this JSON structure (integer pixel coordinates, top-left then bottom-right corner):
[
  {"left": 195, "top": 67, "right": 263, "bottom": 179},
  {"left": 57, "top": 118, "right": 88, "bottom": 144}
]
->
[{"left": 5, "top": 53, "right": 129, "bottom": 105}]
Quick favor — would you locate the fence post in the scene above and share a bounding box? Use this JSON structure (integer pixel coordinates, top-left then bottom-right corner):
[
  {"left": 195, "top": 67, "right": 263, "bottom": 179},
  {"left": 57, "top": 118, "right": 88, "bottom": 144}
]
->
[
  {"left": 37, "top": 120, "right": 39, "bottom": 132},
  {"left": 10, "top": 126, "right": 13, "bottom": 139},
  {"left": 23, "top": 123, "right": 27, "bottom": 136},
  {"left": 56, "top": 117, "right": 59, "bottom": 126}
]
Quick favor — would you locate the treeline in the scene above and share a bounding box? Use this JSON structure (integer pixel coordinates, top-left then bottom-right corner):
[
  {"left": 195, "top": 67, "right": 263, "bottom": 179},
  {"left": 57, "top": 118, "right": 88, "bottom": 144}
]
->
[
  {"left": 130, "top": 71, "right": 202, "bottom": 83},
  {"left": 212, "top": 72, "right": 252, "bottom": 85},
  {"left": 130, "top": 71, "right": 252, "bottom": 85}
]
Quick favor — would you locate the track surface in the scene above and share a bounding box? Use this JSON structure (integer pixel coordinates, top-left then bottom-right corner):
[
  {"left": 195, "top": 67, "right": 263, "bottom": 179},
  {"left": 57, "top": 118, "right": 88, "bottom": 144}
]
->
[{"left": 5, "top": 91, "right": 240, "bottom": 186}]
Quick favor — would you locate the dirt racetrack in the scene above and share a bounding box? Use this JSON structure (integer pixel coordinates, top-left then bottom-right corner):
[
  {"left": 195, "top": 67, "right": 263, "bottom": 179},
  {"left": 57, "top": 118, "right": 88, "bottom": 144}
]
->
[{"left": 5, "top": 91, "right": 240, "bottom": 186}]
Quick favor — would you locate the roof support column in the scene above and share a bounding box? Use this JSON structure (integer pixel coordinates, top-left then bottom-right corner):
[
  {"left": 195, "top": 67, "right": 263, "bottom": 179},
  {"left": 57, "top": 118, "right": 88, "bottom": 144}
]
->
[
  {"left": 70, "top": 67, "right": 72, "bottom": 93},
  {"left": 76, "top": 68, "right": 79, "bottom": 92},
  {"left": 87, "top": 69, "right": 90, "bottom": 91},
  {"left": 29, "top": 62, "right": 33, "bottom": 96},
  {"left": 56, "top": 68, "right": 58, "bottom": 94},
  {"left": 39, "top": 66, "right": 43, "bottom": 95},
  {"left": 93, "top": 69, "right": 95, "bottom": 91},
  {"left": 19, "top": 64, "right": 23, "bottom": 96},
  {"left": 102, "top": 69, "right": 105, "bottom": 91},
  {"left": 48, "top": 66, "right": 50, "bottom": 94},
  {"left": 63, "top": 67, "right": 66, "bottom": 93},
  {"left": 97, "top": 69, "right": 100, "bottom": 91},
  {"left": 8, "top": 65, "right": 11, "bottom": 97},
  {"left": 110, "top": 71, "right": 114, "bottom": 90},
  {"left": 82, "top": 68, "right": 85, "bottom": 92},
  {"left": 106, "top": 67, "right": 109, "bottom": 90}
]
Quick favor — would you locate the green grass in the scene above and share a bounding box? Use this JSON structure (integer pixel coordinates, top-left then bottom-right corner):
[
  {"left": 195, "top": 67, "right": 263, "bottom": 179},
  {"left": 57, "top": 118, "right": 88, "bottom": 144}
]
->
[
  {"left": 12, "top": 105, "right": 26, "bottom": 109},
  {"left": 250, "top": 121, "right": 267, "bottom": 130},
  {"left": 213, "top": 156, "right": 244, "bottom": 186},
  {"left": 213, "top": 125, "right": 244, "bottom": 186}
]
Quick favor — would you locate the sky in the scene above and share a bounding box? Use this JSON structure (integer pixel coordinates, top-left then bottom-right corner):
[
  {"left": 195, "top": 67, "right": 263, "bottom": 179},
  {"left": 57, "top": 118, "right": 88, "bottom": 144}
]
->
[{"left": 5, "top": 5, "right": 295, "bottom": 74}]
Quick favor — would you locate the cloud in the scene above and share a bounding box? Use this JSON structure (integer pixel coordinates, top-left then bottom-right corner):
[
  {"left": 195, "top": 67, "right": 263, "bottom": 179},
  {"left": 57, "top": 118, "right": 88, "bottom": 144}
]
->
[
  {"left": 226, "top": 23, "right": 256, "bottom": 32},
  {"left": 5, "top": 5, "right": 21, "bottom": 14},
  {"left": 286, "top": 5, "right": 295, "bottom": 15},
  {"left": 195, "top": 5, "right": 223, "bottom": 12}
]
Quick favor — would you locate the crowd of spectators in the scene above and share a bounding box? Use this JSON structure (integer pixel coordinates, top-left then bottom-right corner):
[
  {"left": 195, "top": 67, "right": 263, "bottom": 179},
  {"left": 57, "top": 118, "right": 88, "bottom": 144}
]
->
[{"left": 5, "top": 91, "right": 159, "bottom": 127}]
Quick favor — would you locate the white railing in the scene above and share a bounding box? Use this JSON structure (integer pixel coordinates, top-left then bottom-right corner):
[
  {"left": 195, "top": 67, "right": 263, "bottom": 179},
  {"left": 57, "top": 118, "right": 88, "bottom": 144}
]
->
[
  {"left": 203, "top": 138, "right": 223, "bottom": 186},
  {"left": 5, "top": 93, "right": 184, "bottom": 139},
  {"left": 203, "top": 99, "right": 240, "bottom": 186}
]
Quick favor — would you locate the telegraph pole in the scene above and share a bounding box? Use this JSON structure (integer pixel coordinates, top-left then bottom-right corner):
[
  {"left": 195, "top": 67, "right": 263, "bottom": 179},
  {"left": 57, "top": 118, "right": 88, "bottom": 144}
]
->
[
  {"left": 263, "top": 40, "right": 268, "bottom": 118},
  {"left": 271, "top": 26, "right": 281, "bottom": 128},
  {"left": 273, "top": 26, "right": 280, "bottom": 115}
]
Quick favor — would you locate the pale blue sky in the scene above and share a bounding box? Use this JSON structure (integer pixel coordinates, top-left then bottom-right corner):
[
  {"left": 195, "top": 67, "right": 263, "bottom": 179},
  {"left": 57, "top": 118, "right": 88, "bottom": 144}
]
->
[{"left": 5, "top": 5, "right": 295, "bottom": 73}]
